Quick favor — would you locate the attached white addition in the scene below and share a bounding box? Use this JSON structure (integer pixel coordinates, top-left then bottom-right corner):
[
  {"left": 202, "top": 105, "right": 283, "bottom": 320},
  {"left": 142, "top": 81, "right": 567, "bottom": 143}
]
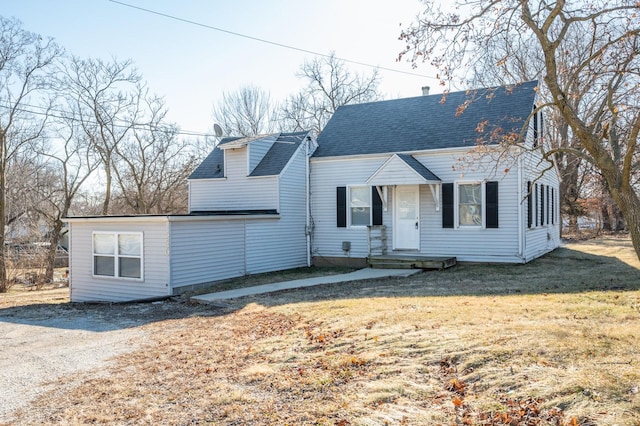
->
[{"left": 393, "top": 185, "right": 420, "bottom": 250}]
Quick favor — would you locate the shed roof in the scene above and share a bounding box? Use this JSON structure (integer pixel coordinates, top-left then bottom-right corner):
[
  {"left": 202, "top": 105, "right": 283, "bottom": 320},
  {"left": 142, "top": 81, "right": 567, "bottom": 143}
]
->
[{"left": 314, "top": 80, "right": 538, "bottom": 158}]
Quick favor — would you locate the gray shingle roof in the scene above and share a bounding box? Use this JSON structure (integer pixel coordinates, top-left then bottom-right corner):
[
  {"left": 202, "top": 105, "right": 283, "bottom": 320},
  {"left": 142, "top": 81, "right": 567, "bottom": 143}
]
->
[
  {"left": 396, "top": 154, "right": 440, "bottom": 181},
  {"left": 250, "top": 132, "right": 307, "bottom": 177},
  {"left": 314, "top": 81, "right": 538, "bottom": 158},
  {"left": 189, "top": 132, "right": 309, "bottom": 180}
]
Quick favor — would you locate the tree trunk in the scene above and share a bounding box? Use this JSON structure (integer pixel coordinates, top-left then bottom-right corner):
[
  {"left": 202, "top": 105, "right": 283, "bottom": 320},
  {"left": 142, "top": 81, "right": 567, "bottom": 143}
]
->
[
  {"left": 102, "top": 161, "right": 111, "bottom": 216},
  {"left": 613, "top": 204, "right": 627, "bottom": 232},
  {"left": 0, "top": 138, "right": 7, "bottom": 292},
  {"left": 610, "top": 187, "right": 640, "bottom": 258},
  {"left": 601, "top": 204, "right": 612, "bottom": 232},
  {"left": 44, "top": 219, "right": 64, "bottom": 283}
]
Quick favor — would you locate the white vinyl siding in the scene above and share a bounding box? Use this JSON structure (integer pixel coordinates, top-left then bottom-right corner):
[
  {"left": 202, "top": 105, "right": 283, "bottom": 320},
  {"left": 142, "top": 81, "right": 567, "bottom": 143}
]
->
[
  {"left": 522, "top": 148, "right": 561, "bottom": 261},
  {"left": 311, "top": 149, "right": 531, "bottom": 262},
  {"left": 246, "top": 148, "right": 308, "bottom": 273},
  {"left": 170, "top": 218, "right": 249, "bottom": 289},
  {"left": 311, "top": 156, "right": 388, "bottom": 258},
  {"left": 189, "top": 148, "right": 278, "bottom": 212},
  {"left": 68, "top": 220, "right": 170, "bottom": 302}
]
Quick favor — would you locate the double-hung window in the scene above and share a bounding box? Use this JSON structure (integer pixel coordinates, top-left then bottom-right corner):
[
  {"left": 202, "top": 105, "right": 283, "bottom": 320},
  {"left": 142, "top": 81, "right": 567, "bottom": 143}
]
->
[
  {"left": 93, "top": 232, "right": 143, "bottom": 279},
  {"left": 458, "top": 183, "right": 482, "bottom": 226},
  {"left": 336, "top": 186, "right": 383, "bottom": 228},
  {"left": 349, "top": 186, "right": 371, "bottom": 226},
  {"left": 442, "top": 181, "right": 498, "bottom": 229}
]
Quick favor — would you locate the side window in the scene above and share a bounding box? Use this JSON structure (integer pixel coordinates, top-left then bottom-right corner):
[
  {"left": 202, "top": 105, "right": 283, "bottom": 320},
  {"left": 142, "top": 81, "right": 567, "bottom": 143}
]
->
[{"left": 93, "top": 232, "right": 143, "bottom": 279}]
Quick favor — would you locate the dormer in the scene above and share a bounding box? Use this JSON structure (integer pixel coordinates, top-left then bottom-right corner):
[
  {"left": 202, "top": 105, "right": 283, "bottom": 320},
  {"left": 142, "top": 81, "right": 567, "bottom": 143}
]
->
[{"left": 218, "top": 134, "right": 278, "bottom": 176}]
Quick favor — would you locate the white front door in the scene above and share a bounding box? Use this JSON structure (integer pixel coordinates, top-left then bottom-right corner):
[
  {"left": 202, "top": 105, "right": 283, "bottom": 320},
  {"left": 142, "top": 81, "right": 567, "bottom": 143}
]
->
[{"left": 394, "top": 185, "right": 420, "bottom": 250}]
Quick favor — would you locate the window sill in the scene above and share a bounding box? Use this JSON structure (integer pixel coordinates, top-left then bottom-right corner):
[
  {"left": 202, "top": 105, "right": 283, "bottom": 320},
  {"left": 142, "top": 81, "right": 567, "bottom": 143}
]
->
[{"left": 92, "top": 274, "right": 144, "bottom": 283}]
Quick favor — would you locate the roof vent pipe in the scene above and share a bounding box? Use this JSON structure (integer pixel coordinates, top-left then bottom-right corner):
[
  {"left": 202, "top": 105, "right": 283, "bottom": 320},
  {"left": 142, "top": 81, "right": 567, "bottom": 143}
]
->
[{"left": 422, "top": 86, "right": 430, "bottom": 96}]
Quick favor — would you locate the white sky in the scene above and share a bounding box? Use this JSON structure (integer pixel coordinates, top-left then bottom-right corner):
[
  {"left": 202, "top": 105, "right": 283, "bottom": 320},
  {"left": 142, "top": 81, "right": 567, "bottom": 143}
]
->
[{"left": 1, "top": 0, "right": 440, "bottom": 137}]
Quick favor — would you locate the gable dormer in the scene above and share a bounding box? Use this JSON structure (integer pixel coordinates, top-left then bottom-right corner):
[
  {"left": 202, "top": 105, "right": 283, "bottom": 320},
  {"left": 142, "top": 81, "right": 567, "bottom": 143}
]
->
[{"left": 218, "top": 134, "right": 278, "bottom": 176}]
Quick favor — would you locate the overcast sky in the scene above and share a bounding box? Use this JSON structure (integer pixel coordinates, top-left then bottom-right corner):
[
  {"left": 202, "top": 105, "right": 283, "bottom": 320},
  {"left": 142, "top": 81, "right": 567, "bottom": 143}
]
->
[{"left": 2, "top": 0, "right": 440, "bottom": 136}]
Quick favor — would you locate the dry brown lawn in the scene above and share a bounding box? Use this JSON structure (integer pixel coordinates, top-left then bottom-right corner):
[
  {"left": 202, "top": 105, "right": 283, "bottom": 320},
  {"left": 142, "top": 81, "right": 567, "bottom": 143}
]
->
[{"left": 4, "top": 235, "right": 640, "bottom": 425}]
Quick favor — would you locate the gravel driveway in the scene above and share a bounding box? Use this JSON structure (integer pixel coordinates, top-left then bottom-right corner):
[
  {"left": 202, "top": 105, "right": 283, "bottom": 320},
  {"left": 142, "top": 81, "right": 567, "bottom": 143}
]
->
[{"left": 0, "top": 299, "right": 194, "bottom": 423}]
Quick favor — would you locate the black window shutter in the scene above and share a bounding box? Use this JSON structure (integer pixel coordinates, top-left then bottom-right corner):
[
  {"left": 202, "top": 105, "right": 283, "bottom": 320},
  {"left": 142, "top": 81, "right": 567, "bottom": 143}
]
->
[
  {"left": 372, "top": 186, "right": 383, "bottom": 226},
  {"left": 535, "top": 183, "right": 539, "bottom": 226},
  {"left": 336, "top": 187, "right": 347, "bottom": 228},
  {"left": 552, "top": 187, "right": 555, "bottom": 225},
  {"left": 527, "top": 181, "right": 533, "bottom": 228},
  {"left": 540, "top": 184, "right": 545, "bottom": 226},
  {"left": 546, "top": 185, "right": 550, "bottom": 225},
  {"left": 533, "top": 109, "right": 539, "bottom": 147},
  {"left": 486, "top": 181, "right": 499, "bottom": 228},
  {"left": 442, "top": 183, "right": 454, "bottom": 228}
]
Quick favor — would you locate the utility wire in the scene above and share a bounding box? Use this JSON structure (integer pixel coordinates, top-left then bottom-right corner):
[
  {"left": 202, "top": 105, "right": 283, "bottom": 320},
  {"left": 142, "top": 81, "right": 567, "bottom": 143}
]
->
[
  {"left": 107, "top": 0, "right": 437, "bottom": 80},
  {"left": 0, "top": 102, "right": 216, "bottom": 138}
]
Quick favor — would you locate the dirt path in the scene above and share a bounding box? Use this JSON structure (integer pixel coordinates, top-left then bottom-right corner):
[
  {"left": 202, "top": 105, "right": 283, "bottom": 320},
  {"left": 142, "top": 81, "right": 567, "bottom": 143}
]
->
[
  {"left": 0, "top": 305, "right": 148, "bottom": 422},
  {"left": 0, "top": 291, "right": 209, "bottom": 424}
]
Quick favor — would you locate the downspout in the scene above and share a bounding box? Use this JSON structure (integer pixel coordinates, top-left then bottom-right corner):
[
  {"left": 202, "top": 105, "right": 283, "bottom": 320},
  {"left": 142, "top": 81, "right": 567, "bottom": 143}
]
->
[
  {"left": 305, "top": 136, "right": 312, "bottom": 267},
  {"left": 187, "top": 180, "right": 192, "bottom": 213},
  {"left": 517, "top": 153, "right": 525, "bottom": 262}
]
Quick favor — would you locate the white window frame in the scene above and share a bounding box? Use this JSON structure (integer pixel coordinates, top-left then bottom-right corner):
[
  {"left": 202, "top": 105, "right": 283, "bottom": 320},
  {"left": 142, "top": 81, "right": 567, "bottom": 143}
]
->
[
  {"left": 92, "top": 232, "right": 144, "bottom": 281},
  {"left": 456, "top": 181, "right": 485, "bottom": 229},
  {"left": 349, "top": 186, "right": 371, "bottom": 227}
]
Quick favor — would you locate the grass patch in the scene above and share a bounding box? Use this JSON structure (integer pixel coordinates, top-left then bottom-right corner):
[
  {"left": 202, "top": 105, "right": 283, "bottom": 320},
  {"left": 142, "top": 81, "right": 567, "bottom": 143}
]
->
[{"left": 5, "top": 236, "right": 640, "bottom": 425}]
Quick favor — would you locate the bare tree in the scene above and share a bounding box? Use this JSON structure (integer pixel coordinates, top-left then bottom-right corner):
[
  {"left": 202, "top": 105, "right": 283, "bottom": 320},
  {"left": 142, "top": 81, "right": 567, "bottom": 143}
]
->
[
  {"left": 61, "top": 56, "right": 143, "bottom": 215},
  {"left": 464, "top": 29, "right": 592, "bottom": 235},
  {"left": 0, "top": 17, "right": 62, "bottom": 291},
  {"left": 279, "top": 53, "right": 381, "bottom": 134},
  {"left": 112, "top": 95, "right": 197, "bottom": 214},
  {"left": 35, "top": 101, "right": 100, "bottom": 282},
  {"left": 399, "top": 0, "right": 640, "bottom": 259},
  {"left": 212, "top": 85, "right": 275, "bottom": 137}
]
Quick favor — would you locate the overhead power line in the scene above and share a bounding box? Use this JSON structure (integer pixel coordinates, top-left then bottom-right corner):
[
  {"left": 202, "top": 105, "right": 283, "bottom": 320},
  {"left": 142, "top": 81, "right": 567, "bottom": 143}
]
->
[
  {"left": 107, "top": 0, "right": 437, "bottom": 80},
  {"left": 0, "top": 102, "right": 216, "bottom": 138}
]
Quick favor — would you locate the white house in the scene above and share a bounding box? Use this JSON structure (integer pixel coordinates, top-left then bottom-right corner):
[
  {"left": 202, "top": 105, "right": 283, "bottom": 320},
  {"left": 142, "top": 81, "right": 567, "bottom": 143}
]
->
[
  {"left": 65, "top": 81, "right": 560, "bottom": 302},
  {"left": 309, "top": 80, "right": 560, "bottom": 265}
]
